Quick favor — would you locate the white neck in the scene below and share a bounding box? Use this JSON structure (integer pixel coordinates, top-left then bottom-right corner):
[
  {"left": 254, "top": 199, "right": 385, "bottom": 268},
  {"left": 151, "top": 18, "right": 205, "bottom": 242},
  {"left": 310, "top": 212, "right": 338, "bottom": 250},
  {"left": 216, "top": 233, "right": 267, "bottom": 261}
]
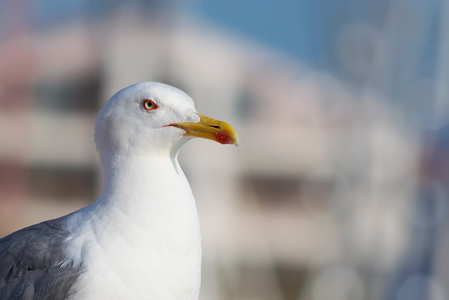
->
[
  {"left": 66, "top": 151, "right": 202, "bottom": 300},
  {"left": 95, "top": 151, "right": 192, "bottom": 220}
]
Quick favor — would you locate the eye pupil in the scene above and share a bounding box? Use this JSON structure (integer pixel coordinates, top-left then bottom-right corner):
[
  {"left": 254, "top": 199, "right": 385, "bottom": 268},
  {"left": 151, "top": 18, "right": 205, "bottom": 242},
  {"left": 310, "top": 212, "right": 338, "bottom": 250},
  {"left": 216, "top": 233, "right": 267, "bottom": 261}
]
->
[{"left": 143, "top": 99, "right": 158, "bottom": 111}]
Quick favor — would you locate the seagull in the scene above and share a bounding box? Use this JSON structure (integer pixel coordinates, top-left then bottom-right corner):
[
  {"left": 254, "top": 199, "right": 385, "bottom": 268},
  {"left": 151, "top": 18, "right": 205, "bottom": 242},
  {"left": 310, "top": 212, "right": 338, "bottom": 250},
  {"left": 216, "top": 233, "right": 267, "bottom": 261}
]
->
[{"left": 0, "top": 82, "right": 239, "bottom": 300}]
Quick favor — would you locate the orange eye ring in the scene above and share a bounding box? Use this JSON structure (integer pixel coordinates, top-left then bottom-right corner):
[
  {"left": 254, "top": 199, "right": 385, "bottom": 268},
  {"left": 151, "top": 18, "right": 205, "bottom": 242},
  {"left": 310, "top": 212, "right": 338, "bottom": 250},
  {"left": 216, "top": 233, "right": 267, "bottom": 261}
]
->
[{"left": 143, "top": 99, "right": 158, "bottom": 111}]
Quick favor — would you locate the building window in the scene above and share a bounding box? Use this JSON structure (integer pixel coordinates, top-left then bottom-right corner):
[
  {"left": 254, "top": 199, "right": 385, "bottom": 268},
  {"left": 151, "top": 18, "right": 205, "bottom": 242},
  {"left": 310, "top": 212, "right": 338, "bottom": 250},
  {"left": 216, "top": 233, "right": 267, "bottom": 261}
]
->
[
  {"left": 240, "top": 174, "right": 301, "bottom": 208},
  {"left": 34, "top": 73, "right": 101, "bottom": 112},
  {"left": 29, "top": 166, "right": 97, "bottom": 200}
]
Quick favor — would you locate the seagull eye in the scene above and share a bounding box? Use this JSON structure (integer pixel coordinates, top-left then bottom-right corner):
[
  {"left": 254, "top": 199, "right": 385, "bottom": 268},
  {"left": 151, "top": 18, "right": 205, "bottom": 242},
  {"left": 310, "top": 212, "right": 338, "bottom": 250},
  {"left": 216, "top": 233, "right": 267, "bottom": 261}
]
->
[{"left": 143, "top": 99, "right": 158, "bottom": 111}]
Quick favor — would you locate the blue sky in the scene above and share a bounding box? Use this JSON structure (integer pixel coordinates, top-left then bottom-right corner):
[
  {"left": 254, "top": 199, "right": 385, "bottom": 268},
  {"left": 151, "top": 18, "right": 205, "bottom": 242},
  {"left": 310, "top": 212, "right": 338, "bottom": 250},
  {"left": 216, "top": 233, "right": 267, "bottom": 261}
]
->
[{"left": 185, "top": 0, "right": 320, "bottom": 63}]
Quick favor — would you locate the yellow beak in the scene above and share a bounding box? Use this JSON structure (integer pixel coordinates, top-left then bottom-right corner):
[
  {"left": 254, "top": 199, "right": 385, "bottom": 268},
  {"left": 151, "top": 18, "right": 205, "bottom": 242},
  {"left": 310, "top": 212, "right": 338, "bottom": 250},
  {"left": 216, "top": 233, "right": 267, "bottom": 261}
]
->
[{"left": 169, "top": 113, "right": 239, "bottom": 145}]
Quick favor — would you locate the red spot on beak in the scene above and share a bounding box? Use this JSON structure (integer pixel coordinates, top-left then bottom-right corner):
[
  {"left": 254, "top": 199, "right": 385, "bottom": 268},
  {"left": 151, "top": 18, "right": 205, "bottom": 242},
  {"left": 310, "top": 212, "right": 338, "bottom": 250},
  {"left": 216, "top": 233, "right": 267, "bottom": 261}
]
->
[{"left": 214, "top": 132, "right": 235, "bottom": 145}]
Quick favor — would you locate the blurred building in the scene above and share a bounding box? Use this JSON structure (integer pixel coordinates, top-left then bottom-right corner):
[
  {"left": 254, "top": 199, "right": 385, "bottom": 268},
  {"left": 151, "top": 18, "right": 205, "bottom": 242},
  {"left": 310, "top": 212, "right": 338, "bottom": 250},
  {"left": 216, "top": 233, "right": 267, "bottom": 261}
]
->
[{"left": 0, "top": 1, "right": 446, "bottom": 300}]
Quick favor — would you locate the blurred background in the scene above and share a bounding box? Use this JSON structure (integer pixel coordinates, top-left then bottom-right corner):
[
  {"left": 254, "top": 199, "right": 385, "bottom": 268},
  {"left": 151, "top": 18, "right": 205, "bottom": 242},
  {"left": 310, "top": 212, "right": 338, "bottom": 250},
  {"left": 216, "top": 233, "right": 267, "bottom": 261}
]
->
[{"left": 1, "top": 0, "right": 449, "bottom": 299}]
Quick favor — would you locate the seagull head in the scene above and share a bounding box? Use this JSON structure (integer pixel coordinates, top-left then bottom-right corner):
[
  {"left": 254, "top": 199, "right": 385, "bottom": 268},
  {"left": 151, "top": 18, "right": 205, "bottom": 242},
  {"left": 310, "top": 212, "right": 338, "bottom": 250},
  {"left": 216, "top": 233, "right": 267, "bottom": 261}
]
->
[{"left": 94, "top": 82, "right": 239, "bottom": 156}]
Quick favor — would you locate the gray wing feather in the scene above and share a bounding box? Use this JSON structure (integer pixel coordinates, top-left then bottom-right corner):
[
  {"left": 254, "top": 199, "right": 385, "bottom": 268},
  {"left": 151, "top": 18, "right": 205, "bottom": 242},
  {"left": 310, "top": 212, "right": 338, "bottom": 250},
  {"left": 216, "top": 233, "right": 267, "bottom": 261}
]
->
[{"left": 0, "top": 217, "right": 82, "bottom": 300}]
